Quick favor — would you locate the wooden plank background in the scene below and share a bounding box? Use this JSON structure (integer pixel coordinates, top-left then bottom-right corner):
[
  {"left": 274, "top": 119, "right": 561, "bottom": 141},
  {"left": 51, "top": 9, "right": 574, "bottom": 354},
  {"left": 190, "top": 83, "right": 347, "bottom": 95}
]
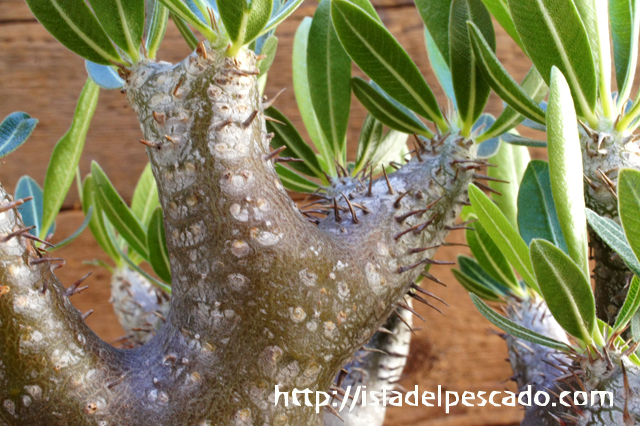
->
[{"left": 0, "top": 0, "right": 549, "bottom": 424}]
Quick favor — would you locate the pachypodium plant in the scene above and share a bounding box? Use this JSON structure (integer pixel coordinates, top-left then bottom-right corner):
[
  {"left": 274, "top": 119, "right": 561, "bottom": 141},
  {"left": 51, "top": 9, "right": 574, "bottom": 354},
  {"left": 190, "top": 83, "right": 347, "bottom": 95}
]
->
[{"left": 0, "top": 0, "right": 522, "bottom": 424}]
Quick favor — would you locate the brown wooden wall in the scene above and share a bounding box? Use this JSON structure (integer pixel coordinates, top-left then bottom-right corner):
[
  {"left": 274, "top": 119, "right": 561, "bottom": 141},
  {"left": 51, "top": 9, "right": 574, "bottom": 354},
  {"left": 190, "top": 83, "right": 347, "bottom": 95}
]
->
[{"left": 0, "top": 0, "right": 542, "bottom": 424}]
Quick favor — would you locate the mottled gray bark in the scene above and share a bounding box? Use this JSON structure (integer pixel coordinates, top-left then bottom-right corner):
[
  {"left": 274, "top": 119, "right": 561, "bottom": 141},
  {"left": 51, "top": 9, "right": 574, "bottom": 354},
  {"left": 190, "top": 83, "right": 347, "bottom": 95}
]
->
[{"left": 0, "top": 45, "right": 477, "bottom": 425}]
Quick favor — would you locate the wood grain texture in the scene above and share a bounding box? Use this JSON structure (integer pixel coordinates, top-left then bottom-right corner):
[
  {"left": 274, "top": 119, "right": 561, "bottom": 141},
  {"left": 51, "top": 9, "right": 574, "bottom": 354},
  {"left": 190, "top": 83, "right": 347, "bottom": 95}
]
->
[{"left": 0, "top": 0, "right": 542, "bottom": 424}]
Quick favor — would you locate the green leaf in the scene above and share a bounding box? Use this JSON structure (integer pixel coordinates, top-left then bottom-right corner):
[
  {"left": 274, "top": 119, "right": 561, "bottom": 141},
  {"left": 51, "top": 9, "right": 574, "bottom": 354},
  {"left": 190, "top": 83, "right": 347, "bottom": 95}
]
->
[
  {"left": 530, "top": 239, "right": 596, "bottom": 344},
  {"left": 292, "top": 17, "right": 334, "bottom": 175},
  {"left": 449, "top": 0, "right": 495, "bottom": 132},
  {"left": 487, "top": 142, "right": 529, "bottom": 227},
  {"left": 274, "top": 164, "right": 320, "bottom": 193},
  {"left": 24, "top": 0, "right": 122, "bottom": 65},
  {"left": 468, "top": 183, "right": 538, "bottom": 291},
  {"left": 632, "top": 310, "right": 640, "bottom": 341},
  {"left": 546, "top": 68, "right": 590, "bottom": 278},
  {"left": 15, "top": 176, "right": 52, "bottom": 238},
  {"left": 458, "top": 254, "right": 511, "bottom": 296},
  {"left": 308, "top": 0, "right": 352, "bottom": 161},
  {"left": 501, "top": 133, "right": 547, "bottom": 148},
  {"left": 265, "top": 107, "right": 325, "bottom": 179},
  {"left": 145, "top": 0, "right": 170, "bottom": 59},
  {"left": 415, "top": 0, "right": 452, "bottom": 64},
  {"left": 147, "top": 207, "right": 172, "bottom": 284},
  {"left": 618, "top": 168, "right": 640, "bottom": 267},
  {"left": 257, "top": 35, "right": 278, "bottom": 75},
  {"left": 470, "top": 293, "right": 573, "bottom": 351},
  {"left": 48, "top": 206, "right": 93, "bottom": 251},
  {"left": 368, "top": 130, "right": 408, "bottom": 169},
  {"left": 453, "top": 268, "right": 502, "bottom": 302},
  {"left": 615, "top": 276, "right": 640, "bottom": 331},
  {"left": 507, "top": 0, "right": 597, "bottom": 119},
  {"left": 611, "top": 0, "right": 640, "bottom": 106},
  {"left": 0, "top": 112, "right": 38, "bottom": 158},
  {"left": 518, "top": 160, "right": 568, "bottom": 252},
  {"left": 261, "top": 0, "right": 304, "bottom": 35},
  {"left": 468, "top": 23, "right": 545, "bottom": 124},
  {"left": 424, "top": 26, "right": 455, "bottom": 106},
  {"left": 171, "top": 13, "right": 199, "bottom": 50},
  {"left": 351, "top": 77, "right": 433, "bottom": 137},
  {"left": 83, "top": 175, "right": 120, "bottom": 264},
  {"left": 331, "top": 0, "right": 446, "bottom": 129},
  {"left": 479, "top": 0, "right": 523, "bottom": 50},
  {"left": 479, "top": 67, "right": 547, "bottom": 142},
  {"left": 91, "top": 162, "right": 148, "bottom": 260},
  {"left": 131, "top": 164, "right": 160, "bottom": 227},
  {"left": 88, "top": 0, "right": 144, "bottom": 60},
  {"left": 355, "top": 115, "right": 383, "bottom": 173},
  {"left": 85, "top": 61, "right": 124, "bottom": 90},
  {"left": 586, "top": 208, "right": 640, "bottom": 278},
  {"left": 41, "top": 79, "right": 99, "bottom": 240},
  {"left": 220, "top": 0, "right": 273, "bottom": 51},
  {"left": 158, "top": 0, "right": 216, "bottom": 41},
  {"left": 466, "top": 221, "right": 520, "bottom": 291}
]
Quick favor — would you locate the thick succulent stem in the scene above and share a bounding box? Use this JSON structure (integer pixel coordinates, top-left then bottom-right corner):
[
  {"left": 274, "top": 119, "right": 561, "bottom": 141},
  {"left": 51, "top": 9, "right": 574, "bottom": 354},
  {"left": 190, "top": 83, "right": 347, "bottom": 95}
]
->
[
  {"left": 504, "top": 297, "right": 572, "bottom": 426},
  {"left": 0, "top": 45, "right": 474, "bottom": 425},
  {"left": 581, "top": 128, "right": 640, "bottom": 325}
]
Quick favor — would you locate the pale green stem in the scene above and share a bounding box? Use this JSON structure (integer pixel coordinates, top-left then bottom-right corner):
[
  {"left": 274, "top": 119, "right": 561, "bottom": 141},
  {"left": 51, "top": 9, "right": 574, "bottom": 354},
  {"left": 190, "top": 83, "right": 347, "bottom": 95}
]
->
[{"left": 595, "top": 0, "right": 614, "bottom": 120}]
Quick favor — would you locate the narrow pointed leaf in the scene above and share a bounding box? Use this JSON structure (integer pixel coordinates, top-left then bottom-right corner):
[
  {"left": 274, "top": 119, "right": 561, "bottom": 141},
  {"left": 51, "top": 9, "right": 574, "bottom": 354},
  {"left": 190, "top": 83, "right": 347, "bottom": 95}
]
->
[
  {"left": 24, "top": 0, "right": 122, "bottom": 65},
  {"left": 458, "top": 254, "right": 511, "bottom": 296},
  {"left": 501, "top": 133, "right": 547, "bottom": 148},
  {"left": 615, "top": 276, "right": 640, "bottom": 331},
  {"left": 449, "top": 0, "right": 495, "bottom": 130},
  {"left": 83, "top": 175, "right": 120, "bottom": 264},
  {"left": 85, "top": 61, "right": 125, "bottom": 90},
  {"left": 470, "top": 293, "right": 572, "bottom": 351},
  {"left": 487, "top": 142, "right": 529, "bottom": 227},
  {"left": 48, "top": 207, "right": 93, "bottom": 251},
  {"left": 586, "top": 208, "right": 640, "bottom": 278},
  {"left": 355, "top": 115, "right": 383, "bottom": 173},
  {"left": 308, "top": 0, "right": 351, "bottom": 160},
  {"left": 468, "top": 183, "right": 538, "bottom": 291},
  {"left": 15, "top": 176, "right": 51, "bottom": 238},
  {"left": 611, "top": 0, "right": 640, "bottom": 105},
  {"left": 265, "top": 107, "right": 325, "bottom": 179},
  {"left": 468, "top": 23, "right": 545, "bottom": 124},
  {"left": 261, "top": 0, "right": 304, "bottom": 35},
  {"left": 274, "top": 164, "right": 320, "bottom": 193},
  {"left": 479, "top": 0, "right": 523, "bottom": 50},
  {"left": 466, "top": 222, "right": 519, "bottom": 291},
  {"left": 159, "top": 0, "right": 215, "bottom": 40},
  {"left": 88, "top": 0, "right": 145, "bottom": 59},
  {"left": 331, "top": 0, "right": 446, "bottom": 128},
  {"left": 131, "top": 163, "right": 160, "bottom": 227},
  {"left": 292, "top": 17, "right": 334, "bottom": 174},
  {"left": 219, "top": 0, "right": 273, "bottom": 48},
  {"left": 145, "top": 0, "right": 170, "bottom": 59},
  {"left": 518, "top": 160, "right": 568, "bottom": 252},
  {"left": 42, "top": 79, "right": 99, "bottom": 240},
  {"left": 618, "top": 168, "right": 640, "bottom": 268},
  {"left": 424, "top": 26, "right": 455, "bottom": 106},
  {"left": 546, "top": 68, "right": 589, "bottom": 278},
  {"left": 415, "top": 0, "right": 452, "bottom": 64},
  {"left": 257, "top": 35, "right": 278, "bottom": 75},
  {"left": 147, "top": 207, "right": 172, "bottom": 283},
  {"left": 453, "top": 269, "right": 502, "bottom": 302},
  {"left": 530, "top": 239, "right": 596, "bottom": 344},
  {"left": 474, "top": 114, "right": 500, "bottom": 158},
  {"left": 351, "top": 78, "right": 432, "bottom": 137},
  {"left": 91, "top": 162, "right": 148, "bottom": 260},
  {"left": 171, "top": 13, "right": 199, "bottom": 50},
  {"left": 369, "top": 130, "right": 408, "bottom": 168},
  {"left": 507, "top": 0, "right": 597, "bottom": 118},
  {"left": 0, "top": 112, "right": 38, "bottom": 158}
]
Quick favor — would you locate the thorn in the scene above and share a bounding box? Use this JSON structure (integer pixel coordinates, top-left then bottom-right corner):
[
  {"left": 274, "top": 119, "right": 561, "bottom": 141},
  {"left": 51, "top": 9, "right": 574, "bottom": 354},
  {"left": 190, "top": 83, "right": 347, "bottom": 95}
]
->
[
  {"left": 173, "top": 75, "right": 185, "bottom": 97},
  {"left": 409, "top": 245, "right": 441, "bottom": 254},
  {"left": 393, "top": 309, "right": 416, "bottom": 335},
  {"left": 333, "top": 198, "right": 342, "bottom": 222},
  {"left": 264, "top": 116, "right": 286, "bottom": 125},
  {"left": 22, "top": 233, "right": 55, "bottom": 248},
  {"left": 596, "top": 168, "right": 617, "bottom": 197},
  {"left": 336, "top": 368, "right": 349, "bottom": 387},
  {"left": 394, "top": 191, "right": 409, "bottom": 208},
  {"left": 445, "top": 224, "right": 474, "bottom": 231},
  {"left": 413, "top": 134, "right": 426, "bottom": 151},
  {"left": 377, "top": 327, "right": 395, "bottom": 334},
  {"left": 578, "top": 120, "right": 597, "bottom": 139},
  {"left": 473, "top": 181, "right": 502, "bottom": 196},
  {"left": 255, "top": 54, "right": 268, "bottom": 60},
  {"left": 0, "top": 197, "right": 33, "bottom": 214},
  {"left": 367, "top": 166, "right": 374, "bottom": 197},
  {"left": 472, "top": 174, "right": 508, "bottom": 183},
  {"left": 208, "top": 7, "right": 218, "bottom": 32},
  {"left": 82, "top": 309, "right": 94, "bottom": 320},
  {"left": 274, "top": 157, "right": 304, "bottom": 163},
  {"left": 341, "top": 192, "right": 359, "bottom": 224},
  {"left": 66, "top": 272, "right": 92, "bottom": 297},
  {"left": 389, "top": 161, "right": 402, "bottom": 170},
  {"left": 408, "top": 292, "right": 445, "bottom": 315},
  {"left": 397, "top": 302, "right": 425, "bottom": 321},
  {"left": 262, "top": 88, "right": 286, "bottom": 110},
  {"left": 196, "top": 41, "right": 208, "bottom": 59},
  {"left": 324, "top": 405, "right": 343, "bottom": 421},
  {"left": 1, "top": 225, "right": 36, "bottom": 243},
  {"left": 395, "top": 209, "right": 428, "bottom": 224},
  {"left": 397, "top": 257, "right": 454, "bottom": 273},
  {"left": 410, "top": 284, "right": 448, "bottom": 306},
  {"left": 139, "top": 139, "right": 161, "bottom": 150},
  {"left": 214, "top": 119, "right": 233, "bottom": 131},
  {"left": 334, "top": 160, "right": 349, "bottom": 177},
  {"left": 351, "top": 202, "right": 371, "bottom": 214},
  {"left": 152, "top": 111, "right": 166, "bottom": 125},
  {"left": 362, "top": 346, "right": 389, "bottom": 354},
  {"left": 323, "top": 171, "right": 334, "bottom": 185},
  {"left": 242, "top": 110, "right": 259, "bottom": 128},
  {"left": 264, "top": 145, "right": 287, "bottom": 161},
  {"left": 382, "top": 167, "right": 395, "bottom": 195},
  {"left": 421, "top": 272, "right": 446, "bottom": 286}
]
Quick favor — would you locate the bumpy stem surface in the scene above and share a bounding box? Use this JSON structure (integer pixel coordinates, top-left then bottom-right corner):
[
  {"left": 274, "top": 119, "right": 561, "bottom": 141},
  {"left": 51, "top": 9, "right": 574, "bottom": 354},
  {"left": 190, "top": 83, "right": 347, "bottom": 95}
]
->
[{"left": 0, "top": 45, "right": 474, "bottom": 425}]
